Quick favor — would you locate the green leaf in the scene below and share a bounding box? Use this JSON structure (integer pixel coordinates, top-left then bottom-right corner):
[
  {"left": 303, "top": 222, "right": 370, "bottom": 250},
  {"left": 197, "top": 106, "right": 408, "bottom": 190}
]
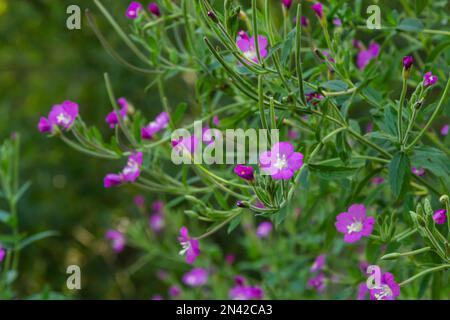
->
[
  {"left": 389, "top": 152, "right": 411, "bottom": 199},
  {"left": 411, "top": 146, "right": 450, "bottom": 186},
  {"left": 308, "top": 164, "right": 360, "bottom": 180},
  {"left": 335, "top": 131, "right": 351, "bottom": 164},
  {"left": 227, "top": 214, "right": 242, "bottom": 234},
  {"left": 397, "top": 18, "right": 424, "bottom": 32},
  {"left": 383, "top": 104, "right": 398, "bottom": 137},
  {"left": 321, "top": 80, "right": 348, "bottom": 92},
  {"left": 172, "top": 102, "right": 188, "bottom": 125},
  {"left": 18, "top": 231, "right": 59, "bottom": 250},
  {"left": 428, "top": 41, "right": 450, "bottom": 63},
  {"left": 415, "top": 0, "right": 429, "bottom": 16},
  {"left": 0, "top": 210, "right": 10, "bottom": 223}
]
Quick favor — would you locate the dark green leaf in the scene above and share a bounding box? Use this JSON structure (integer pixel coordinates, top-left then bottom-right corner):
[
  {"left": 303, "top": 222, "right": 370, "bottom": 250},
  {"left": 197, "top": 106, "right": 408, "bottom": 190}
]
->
[
  {"left": 397, "top": 18, "right": 424, "bottom": 32},
  {"left": 227, "top": 214, "right": 242, "bottom": 234},
  {"left": 308, "top": 164, "right": 360, "bottom": 180},
  {"left": 18, "top": 231, "right": 59, "bottom": 250},
  {"left": 389, "top": 152, "right": 410, "bottom": 199}
]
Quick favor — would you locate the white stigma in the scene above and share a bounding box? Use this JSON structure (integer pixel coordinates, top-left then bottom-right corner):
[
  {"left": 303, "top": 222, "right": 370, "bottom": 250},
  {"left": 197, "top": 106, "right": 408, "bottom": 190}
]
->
[
  {"left": 57, "top": 113, "right": 71, "bottom": 125},
  {"left": 347, "top": 220, "right": 363, "bottom": 234},
  {"left": 179, "top": 241, "right": 191, "bottom": 256},
  {"left": 244, "top": 50, "right": 257, "bottom": 61},
  {"left": 273, "top": 153, "right": 288, "bottom": 170}
]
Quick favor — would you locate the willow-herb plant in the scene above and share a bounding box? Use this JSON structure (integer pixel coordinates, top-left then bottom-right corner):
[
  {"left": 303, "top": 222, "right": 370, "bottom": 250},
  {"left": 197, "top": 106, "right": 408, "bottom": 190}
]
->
[{"left": 38, "top": 1, "right": 449, "bottom": 300}]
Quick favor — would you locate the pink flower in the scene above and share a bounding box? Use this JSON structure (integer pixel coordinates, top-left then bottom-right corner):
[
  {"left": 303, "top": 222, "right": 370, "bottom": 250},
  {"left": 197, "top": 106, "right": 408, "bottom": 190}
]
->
[
  {"left": 372, "top": 177, "right": 385, "bottom": 185},
  {"left": 0, "top": 246, "right": 6, "bottom": 262},
  {"left": 212, "top": 115, "right": 220, "bottom": 127},
  {"left": 288, "top": 130, "right": 299, "bottom": 140},
  {"left": 236, "top": 31, "right": 268, "bottom": 64},
  {"left": 402, "top": 56, "right": 414, "bottom": 70},
  {"left": 39, "top": 101, "right": 79, "bottom": 133},
  {"left": 357, "top": 42, "right": 380, "bottom": 70},
  {"left": 333, "top": 17, "right": 342, "bottom": 26},
  {"left": 103, "top": 152, "right": 143, "bottom": 188},
  {"left": 412, "top": 167, "right": 425, "bottom": 176},
  {"left": 105, "top": 230, "right": 125, "bottom": 253},
  {"left": 369, "top": 271, "right": 400, "bottom": 300},
  {"left": 259, "top": 142, "right": 304, "bottom": 180},
  {"left": 152, "top": 200, "right": 164, "bottom": 213},
  {"left": 171, "top": 134, "right": 199, "bottom": 154},
  {"left": 105, "top": 98, "right": 130, "bottom": 129},
  {"left": 126, "top": 2, "right": 143, "bottom": 19},
  {"left": 311, "top": 3, "right": 323, "bottom": 19},
  {"left": 178, "top": 226, "right": 200, "bottom": 264},
  {"left": 423, "top": 71, "right": 438, "bottom": 87},
  {"left": 148, "top": 2, "right": 161, "bottom": 17},
  {"left": 441, "top": 124, "right": 449, "bottom": 136},
  {"left": 149, "top": 214, "right": 165, "bottom": 232},
  {"left": 141, "top": 111, "right": 170, "bottom": 140},
  {"left": 357, "top": 282, "right": 369, "bottom": 300},
  {"left": 433, "top": 209, "right": 447, "bottom": 225},
  {"left": 229, "top": 276, "right": 264, "bottom": 300},
  {"left": 366, "top": 122, "right": 373, "bottom": 133},
  {"left": 256, "top": 221, "right": 272, "bottom": 238},
  {"left": 282, "top": 0, "right": 292, "bottom": 9},
  {"left": 234, "top": 164, "right": 254, "bottom": 181},
  {"left": 134, "top": 195, "right": 145, "bottom": 207},
  {"left": 182, "top": 268, "right": 208, "bottom": 287},
  {"left": 168, "top": 285, "right": 181, "bottom": 298},
  {"left": 307, "top": 273, "right": 325, "bottom": 292},
  {"left": 225, "top": 254, "right": 235, "bottom": 265},
  {"left": 310, "top": 255, "right": 326, "bottom": 272},
  {"left": 335, "top": 204, "right": 375, "bottom": 243}
]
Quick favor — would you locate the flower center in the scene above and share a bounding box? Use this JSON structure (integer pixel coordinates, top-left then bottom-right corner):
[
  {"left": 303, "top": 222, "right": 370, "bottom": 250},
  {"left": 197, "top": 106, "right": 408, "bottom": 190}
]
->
[
  {"left": 244, "top": 50, "right": 257, "bottom": 61},
  {"left": 374, "top": 285, "right": 393, "bottom": 300},
  {"left": 347, "top": 220, "right": 363, "bottom": 234},
  {"left": 123, "top": 159, "right": 139, "bottom": 175},
  {"left": 57, "top": 113, "right": 71, "bottom": 125},
  {"left": 179, "top": 241, "right": 191, "bottom": 256},
  {"left": 274, "top": 154, "right": 288, "bottom": 170}
]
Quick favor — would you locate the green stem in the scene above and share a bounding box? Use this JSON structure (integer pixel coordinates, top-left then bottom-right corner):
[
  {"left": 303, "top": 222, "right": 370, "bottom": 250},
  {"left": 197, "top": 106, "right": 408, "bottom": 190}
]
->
[
  {"left": 399, "top": 264, "right": 450, "bottom": 287},
  {"left": 295, "top": 4, "right": 307, "bottom": 107},
  {"left": 398, "top": 75, "right": 408, "bottom": 143}
]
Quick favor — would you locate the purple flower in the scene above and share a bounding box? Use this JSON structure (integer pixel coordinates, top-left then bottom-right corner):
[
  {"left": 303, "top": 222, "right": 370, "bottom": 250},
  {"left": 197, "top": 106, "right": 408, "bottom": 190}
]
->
[
  {"left": 412, "top": 167, "right": 425, "bottom": 176},
  {"left": 259, "top": 142, "right": 304, "bottom": 180},
  {"left": 423, "top": 71, "right": 438, "bottom": 87},
  {"left": 38, "top": 117, "right": 52, "bottom": 133},
  {"left": 366, "top": 122, "right": 373, "bottom": 133},
  {"left": 236, "top": 31, "right": 268, "bottom": 64},
  {"left": 369, "top": 272, "right": 400, "bottom": 300},
  {"left": 151, "top": 294, "right": 163, "bottom": 300},
  {"left": 441, "top": 124, "right": 449, "bottom": 136},
  {"left": 213, "top": 115, "right": 220, "bottom": 127},
  {"left": 333, "top": 17, "right": 342, "bottom": 26},
  {"left": 234, "top": 164, "right": 254, "bottom": 181},
  {"left": 141, "top": 111, "right": 170, "bottom": 140},
  {"left": 182, "top": 268, "right": 208, "bottom": 287},
  {"left": 172, "top": 134, "right": 199, "bottom": 154},
  {"left": 105, "top": 98, "right": 130, "bottom": 129},
  {"left": 306, "top": 92, "right": 324, "bottom": 105},
  {"left": 357, "top": 283, "right": 369, "bottom": 300},
  {"left": 225, "top": 254, "right": 235, "bottom": 265},
  {"left": 357, "top": 42, "right": 380, "bottom": 70},
  {"left": 372, "top": 177, "right": 385, "bottom": 185},
  {"left": 150, "top": 214, "right": 165, "bottom": 232},
  {"left": 282, "top": 0, "right": 292, "bottom": 9},
  {"left": 311, "top": 3, "right": 323, "bottom": 19},
  {"left": 148, "top": 2, "right": 161, "bottom": 17},
  {"left": 178, "top": 226, "right": 200, "bottom": 264},
  {"left": 310, "top": 255, "right": 326, "bottom": 272},
  {"left": 39, "top": 101, "right": 79, "bottom": 133},
  {"left": 256, "top": 221, "right": 272, "bottom": 238},
  {"left": 0, "top": 246, "right": 5, "bottom": 262},
  {"left": 402, "top": 56, "right": 413, "bottom": 70},
  {"left": 307, "top": 273, "right": 325, "bottom": 292},
  {"left": 152, "top": 200, "right": 164, "bottom": 213},
  {"left": 288, "top": 130, "right": 299, "bottom": 140},
  {"left": 134, "top": 195, "right": 145, "bottom": 207},
  {"left": 301, "top": 16, "right": 309, "bottom": 27},
  {"left": 335, "top": 204, "right": 375, "bottom": 243},
  {"left": 168, "top": 285, "right": 181, "bottom": 298},
  {"left": 126, "top": 2, "right": 143, "bottom": 19},
  {"left": 229, "top": 276, "right": 264, "bottom": 300},
  {"left": 103, "top": 152, "right": 143, "bottom": 188},
  {"left": 202, "top": 127, "right": 220, "bottom": 146},
  {"left": 105, "top": 230, "right": 125, "bottom": 253},
  {"left": 433, "top": 209, "right": 447, "bottom": 225}
]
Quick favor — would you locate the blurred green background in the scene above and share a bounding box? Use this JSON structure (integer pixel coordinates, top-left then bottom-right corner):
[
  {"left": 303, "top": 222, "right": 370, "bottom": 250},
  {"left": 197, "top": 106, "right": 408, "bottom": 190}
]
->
[{"left": 0, "top": 0, "right": 169, "bottom": 298}]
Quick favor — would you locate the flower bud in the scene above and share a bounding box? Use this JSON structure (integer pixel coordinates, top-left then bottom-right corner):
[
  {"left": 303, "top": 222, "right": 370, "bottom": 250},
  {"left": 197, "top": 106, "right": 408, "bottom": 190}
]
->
[
  {"left": 207, "top": 10, "right": 218, "bottom": 22},
  {"left": 402, "top": 56, "right": 413, "bottom": 70}
]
